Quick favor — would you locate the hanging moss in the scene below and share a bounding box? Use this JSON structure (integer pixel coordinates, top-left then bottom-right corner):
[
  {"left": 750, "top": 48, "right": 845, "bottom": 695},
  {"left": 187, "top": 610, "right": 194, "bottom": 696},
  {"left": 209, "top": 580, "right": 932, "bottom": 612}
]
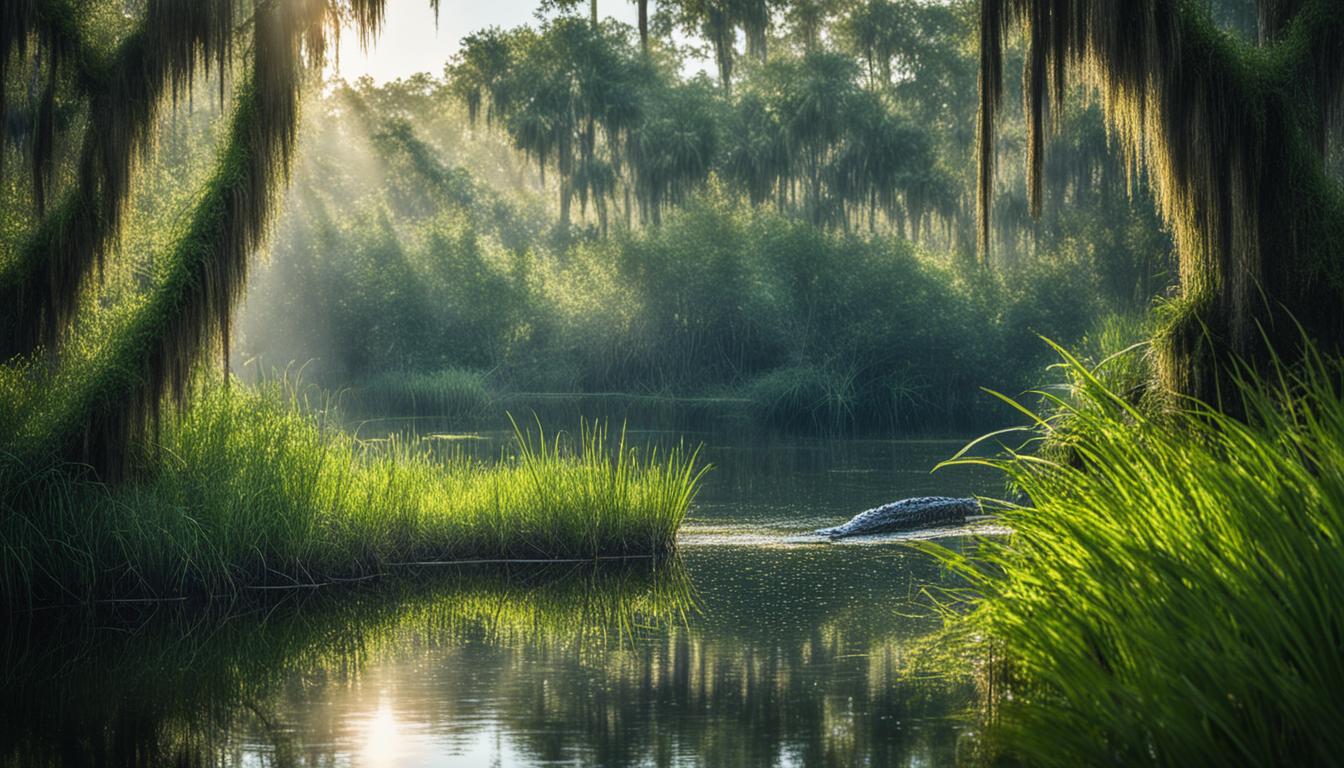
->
[
  {"left": 1, "top": 0, "right": 79, "bottom": 211},
  {"left": 0, "top": 0, "right": 240, "bottom": 359},
  {"left": 977, "top": 0, "right": 1344, "bottom": 400},
  {"left": 4, "top": 0, "right": 398, "bottom": 477}
]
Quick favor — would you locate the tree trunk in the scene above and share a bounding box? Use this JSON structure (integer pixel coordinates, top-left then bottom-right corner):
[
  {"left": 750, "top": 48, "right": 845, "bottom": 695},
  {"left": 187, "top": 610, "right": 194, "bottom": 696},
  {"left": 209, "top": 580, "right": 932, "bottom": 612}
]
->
[
  {"left": 559, "top": 177, "right": 572, "bottom": 230},
  {"left": 708, "top": 9, "right": 734, "bottom": 94},
  {"left": 638, "top": 0, "right": 649, "bottom": 53},
  {"left": 978, "top": 0, "right": 1344, "bottom": 405}
]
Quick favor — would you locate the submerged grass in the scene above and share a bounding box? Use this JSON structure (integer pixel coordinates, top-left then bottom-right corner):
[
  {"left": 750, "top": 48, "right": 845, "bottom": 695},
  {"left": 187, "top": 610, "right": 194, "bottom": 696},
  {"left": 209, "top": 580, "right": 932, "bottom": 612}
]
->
[
  {"left": 926, "top": 343, "right": 1344, "bottom": 766},
  {"left": 0, "top": 381, "right": 707, "bottom": 605}
]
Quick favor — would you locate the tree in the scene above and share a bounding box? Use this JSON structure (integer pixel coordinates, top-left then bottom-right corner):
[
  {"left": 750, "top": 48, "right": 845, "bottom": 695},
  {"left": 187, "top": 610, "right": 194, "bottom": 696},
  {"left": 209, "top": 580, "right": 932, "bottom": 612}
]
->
[
  {"left": 538, "top": 0, "right": 601, "bottom": 30},
  {"left": 784, "top": 0, "right": 842, "bottom": 52},
  {"left": 629, "top": 77, "right": 722, "bottom": 224},
  {"left": 638, "top": 0, "right": 652, "bottom": 52},
  {"left": 451, "top": 19, "right": 647, "bottom": 231},
  {"left": 663, "top": 0, "right": 776, "bottom": 92},
  {"left": 683, "top": 0, "right": 739, "bottom": 92},
  {"left": 0, "top": 0, "right": 423, "bottom": 476},
  {"left": 977, "top": 0, "right": 1344, "bottom": 401},
  {"left": 836, "top": 0, "right": 911, "bottom": 87}
]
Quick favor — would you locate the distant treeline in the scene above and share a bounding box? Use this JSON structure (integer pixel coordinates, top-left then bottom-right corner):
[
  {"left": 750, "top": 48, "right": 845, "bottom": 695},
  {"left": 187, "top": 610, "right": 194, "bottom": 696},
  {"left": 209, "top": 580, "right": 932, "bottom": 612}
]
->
[{"left": 236, "top": 1, "right": 1179, "bottom": 431}]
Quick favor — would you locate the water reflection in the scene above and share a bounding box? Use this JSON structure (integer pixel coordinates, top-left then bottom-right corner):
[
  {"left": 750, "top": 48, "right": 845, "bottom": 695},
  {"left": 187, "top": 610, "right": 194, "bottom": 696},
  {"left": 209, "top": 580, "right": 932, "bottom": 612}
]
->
[
  {"left": 3, "top": 430, "right": 994, "bottom": 766},
  {"left": 0, "top": 544, "right": 975, "bottom": 767}
]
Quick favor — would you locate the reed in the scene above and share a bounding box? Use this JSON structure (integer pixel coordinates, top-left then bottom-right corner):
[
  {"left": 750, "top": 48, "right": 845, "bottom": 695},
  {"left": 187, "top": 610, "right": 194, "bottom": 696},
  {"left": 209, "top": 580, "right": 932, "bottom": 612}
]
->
[
  {"left": 924, "top": 343, "right": 1344, "bottom": 765},
  {"left": 740, "top": 364, "right": 858, "bottom": 432}
]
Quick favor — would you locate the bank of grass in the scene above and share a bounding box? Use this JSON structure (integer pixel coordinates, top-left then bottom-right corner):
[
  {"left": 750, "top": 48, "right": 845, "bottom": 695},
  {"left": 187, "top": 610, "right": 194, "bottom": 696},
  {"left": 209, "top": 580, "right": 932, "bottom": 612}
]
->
[
  {"left": 928, "top": 345, "right": 1344, "bottom": 765},
  {"left": 0, "top": 381, "right": 707, "bottom": 604}
]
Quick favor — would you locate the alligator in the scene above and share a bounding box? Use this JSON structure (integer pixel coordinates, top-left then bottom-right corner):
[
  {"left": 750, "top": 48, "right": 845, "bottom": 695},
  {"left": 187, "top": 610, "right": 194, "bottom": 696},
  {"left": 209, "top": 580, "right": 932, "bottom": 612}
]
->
[{"left": 815, "top": 496, "right": 981, "bottom": 539}]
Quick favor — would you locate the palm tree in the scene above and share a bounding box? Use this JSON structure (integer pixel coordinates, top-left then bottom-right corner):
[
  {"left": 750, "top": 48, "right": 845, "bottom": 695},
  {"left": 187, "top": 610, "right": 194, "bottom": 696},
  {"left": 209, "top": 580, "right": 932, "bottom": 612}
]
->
[
  {"left": 977, "top": 0, "right": 1344, "bottom": 402},
  {"left": 667, "top": 0, "right": 736, "bottom": 92},
  {"left": 784, "top": 0, "right": 840, "bottom": 52},
  {"left": 452, "top": 19, "right": 645, "bottom": 231},
  {"left": 722, "top": 88, "right": 788, "bottom": 208},
  {"left": 629, "top": 78, "right": 721, "bottom": 224},
  {"left": 836, "top": 0, "right": 908, "bottom": 87},
  {"left": 773, "top": 52, "right": 856, "bottom": 225}
]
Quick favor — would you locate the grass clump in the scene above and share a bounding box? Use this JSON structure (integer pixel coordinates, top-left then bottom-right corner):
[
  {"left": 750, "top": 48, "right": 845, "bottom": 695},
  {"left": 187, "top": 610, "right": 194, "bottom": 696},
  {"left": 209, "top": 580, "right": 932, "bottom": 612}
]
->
[
  {"left": 740, "top": 364, "right": 858, "bottom": 432},
  {"left": 343, "top": 367, "right": 495, "bottom": 419},
  {"left": 927, "top": 345, "right": 1344, "bottom": 766},
  {"left": 0, "top": 381, "right": 706, "bottom": 604}
]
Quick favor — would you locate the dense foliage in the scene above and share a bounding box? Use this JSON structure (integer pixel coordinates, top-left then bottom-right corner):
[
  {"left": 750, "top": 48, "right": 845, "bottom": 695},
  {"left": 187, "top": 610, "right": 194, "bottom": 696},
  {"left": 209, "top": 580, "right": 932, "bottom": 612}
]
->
[
  {"left": 237, "top": 5, "right": 1175, "bottom": 432},
  {"left": 978, "top": 0, "right": 1344, "bottom": 402},
  {"left": 0, "top": 0, "right": 414, "bottom": 476}
]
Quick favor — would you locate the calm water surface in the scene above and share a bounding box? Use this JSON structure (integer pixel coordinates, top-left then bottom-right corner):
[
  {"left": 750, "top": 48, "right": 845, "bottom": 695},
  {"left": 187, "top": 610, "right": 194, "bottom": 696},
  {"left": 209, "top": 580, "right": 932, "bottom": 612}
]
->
[{"left": 2, "top": 425, "right": 1000, "bottom": 767}]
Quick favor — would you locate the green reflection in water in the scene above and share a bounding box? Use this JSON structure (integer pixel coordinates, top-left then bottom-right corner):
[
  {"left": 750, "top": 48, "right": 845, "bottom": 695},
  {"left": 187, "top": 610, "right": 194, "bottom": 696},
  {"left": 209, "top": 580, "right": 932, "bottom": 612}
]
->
[
  {"left": 0, "top": 563, "right": 690, "bottom": 767},
  {"left": 2, "top": 426, "right": 995, "bottom": 767},
  {"left": 1, "top": 540, "right": 979, "bottom": 767}
]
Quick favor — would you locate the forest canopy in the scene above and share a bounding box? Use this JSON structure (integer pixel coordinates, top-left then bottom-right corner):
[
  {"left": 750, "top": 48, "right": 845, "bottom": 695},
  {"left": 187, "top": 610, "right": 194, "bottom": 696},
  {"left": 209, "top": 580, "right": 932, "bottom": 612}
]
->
[{"left": 233, "top": 0, "right": 1176, "bottom": 433}]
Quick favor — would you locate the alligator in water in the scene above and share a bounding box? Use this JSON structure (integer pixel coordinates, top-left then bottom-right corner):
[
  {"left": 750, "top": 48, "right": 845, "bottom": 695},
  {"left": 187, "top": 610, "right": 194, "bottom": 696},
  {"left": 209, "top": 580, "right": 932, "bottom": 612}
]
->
[{"left": 815, "top": 496, "right": 981, "bottom": 539}]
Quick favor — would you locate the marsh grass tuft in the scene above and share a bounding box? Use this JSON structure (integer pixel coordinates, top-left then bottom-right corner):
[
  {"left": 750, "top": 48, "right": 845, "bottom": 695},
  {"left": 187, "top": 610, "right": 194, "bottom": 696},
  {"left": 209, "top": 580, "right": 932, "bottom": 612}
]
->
[
  {"left": 741, "top": 364, "right": 859, "bottom": 432},
  {"left": 0, "top": 380, "right": 707, "bottom": 605},
  {"left": 922, "top": 342, "right": 1344, "bottom": 765}
]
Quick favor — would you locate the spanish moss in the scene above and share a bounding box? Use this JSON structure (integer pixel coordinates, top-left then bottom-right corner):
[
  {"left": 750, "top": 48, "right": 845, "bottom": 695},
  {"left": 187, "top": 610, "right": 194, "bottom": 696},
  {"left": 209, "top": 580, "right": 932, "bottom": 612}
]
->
[{"left": 977, "top": 0, "right": 1344, "bottom": 398}]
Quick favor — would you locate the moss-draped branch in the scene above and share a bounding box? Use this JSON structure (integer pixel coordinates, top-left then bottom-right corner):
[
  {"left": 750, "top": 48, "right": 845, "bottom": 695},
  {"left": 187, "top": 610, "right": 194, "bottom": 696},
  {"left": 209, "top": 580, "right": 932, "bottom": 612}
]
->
[
  {"left": 977, "top": 0, "right": 1344, "bottom": 399},
  {"left": 0, "top": 0, "right": 240, "bottom": 360},
  {"left": 2, "top": 0, "right": 409, "bottom": 476}
]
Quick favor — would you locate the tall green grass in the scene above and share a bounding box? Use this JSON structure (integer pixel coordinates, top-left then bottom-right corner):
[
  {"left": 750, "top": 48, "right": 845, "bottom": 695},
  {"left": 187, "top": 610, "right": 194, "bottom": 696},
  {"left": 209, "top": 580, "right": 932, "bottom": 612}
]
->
[
  {"left": 342, "top": 367, "right": 495, "bottom": 419},
  {"left": 0, "top": 381, "right": 707, "bottom": 604},
  {"left": 927, "top": 344, "right": 1344, "bottom": 766}
]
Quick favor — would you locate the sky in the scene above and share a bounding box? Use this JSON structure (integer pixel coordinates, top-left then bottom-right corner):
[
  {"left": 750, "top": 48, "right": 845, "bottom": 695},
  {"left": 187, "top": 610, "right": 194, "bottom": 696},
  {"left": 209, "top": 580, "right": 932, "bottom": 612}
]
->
[{"left": 333, "top": 1, "right": 644, "bottom": 84}]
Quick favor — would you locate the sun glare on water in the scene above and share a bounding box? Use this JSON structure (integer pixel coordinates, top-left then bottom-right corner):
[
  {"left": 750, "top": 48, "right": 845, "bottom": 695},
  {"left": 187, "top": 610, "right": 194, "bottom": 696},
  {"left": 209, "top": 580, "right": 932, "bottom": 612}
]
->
[{"left": 361, "top": 700, "right": 403, "bottom": 767}]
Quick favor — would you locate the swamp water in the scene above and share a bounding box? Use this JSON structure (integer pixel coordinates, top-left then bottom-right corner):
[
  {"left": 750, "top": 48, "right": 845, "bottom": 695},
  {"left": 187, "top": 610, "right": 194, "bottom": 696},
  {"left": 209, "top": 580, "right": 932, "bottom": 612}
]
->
[{"left": 2, "top": 425, "right": 1001, "bottom": 767}]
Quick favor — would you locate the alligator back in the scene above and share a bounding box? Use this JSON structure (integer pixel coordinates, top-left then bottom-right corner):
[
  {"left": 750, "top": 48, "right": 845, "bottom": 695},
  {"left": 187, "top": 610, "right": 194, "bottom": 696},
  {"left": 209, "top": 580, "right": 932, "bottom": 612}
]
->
[{"left": 815, "top": 496, "right": 979, "bottom": 539}]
